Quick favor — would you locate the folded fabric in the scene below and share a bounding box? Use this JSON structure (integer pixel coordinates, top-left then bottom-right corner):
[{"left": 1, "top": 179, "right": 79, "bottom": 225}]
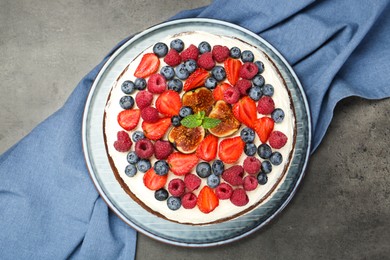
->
[{"left": 1, "top": 0, "right": 389, "bottom": 259}]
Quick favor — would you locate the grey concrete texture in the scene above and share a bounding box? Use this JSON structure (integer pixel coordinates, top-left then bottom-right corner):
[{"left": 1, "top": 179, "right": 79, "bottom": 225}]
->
[{"left": 1, "top": 1, "right": 389, "bottom": 259}]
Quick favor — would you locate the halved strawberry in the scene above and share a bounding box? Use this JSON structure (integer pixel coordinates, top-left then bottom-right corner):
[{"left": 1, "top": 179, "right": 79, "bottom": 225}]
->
[
  {"left": 117, "top": 109, "right": 140, "bottom": 131},
  {"left": 134, "top": 53, "right": 160, "bottom": 78},
  {"left": 142, "top": 117, "right": 171, "bottom": 140},
  {"left": 183, "top": 68, "right": 209, "bottom": 91},
  {"left": 155, "top": 90, "right": 182, "bottom": 117},
  {"left": 167, "top": 152, "right": 199, "bottom": 176},
  {"left": 196, "top": 134, "right": 218, "bottom": 161},
  {"left": 197, "top": 186, "right": 219, "bottom": 214},
  {"left": 232, "top": 96, "right": 257, "bottom": 128},
  {"left": 253, "top": 117, "right": 275, "bottom": 143},
  {"left": 213, "top": 83, "right": 232, "bottom": 101},
  {"left": 218, "top": 136, "right": 245, "bottom": 164},
  {"left": 143, "top": 168, "right": 168, "bottom": 191},
  {"left": 224, "top": 58, "right": 242, "bottom": 86}
]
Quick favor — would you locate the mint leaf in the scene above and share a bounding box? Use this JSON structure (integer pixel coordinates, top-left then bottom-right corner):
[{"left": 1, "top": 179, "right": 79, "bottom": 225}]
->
[
  {"left": 202, "top": 117, "right": 221, "bottom": 129},
  {"left": 181, "top": 114, "right": 202, "bottom": 128},
  {"left": 195, "top": 111, "right": 205, "bottom": 120}
]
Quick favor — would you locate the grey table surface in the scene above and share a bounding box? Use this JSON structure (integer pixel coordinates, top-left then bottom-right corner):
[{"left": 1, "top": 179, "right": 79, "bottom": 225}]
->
[{"left": 1, "top": 1, "right": 389, "bottom": 259}]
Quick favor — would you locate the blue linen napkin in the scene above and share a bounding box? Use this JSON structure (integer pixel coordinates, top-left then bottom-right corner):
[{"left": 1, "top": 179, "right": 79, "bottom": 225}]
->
[{"left": 1, "top": 0, "right": 389, "bottom": 259}]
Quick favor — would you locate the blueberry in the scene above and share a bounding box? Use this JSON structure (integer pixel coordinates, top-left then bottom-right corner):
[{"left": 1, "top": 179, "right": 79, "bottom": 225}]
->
[
  {"left": 125, "top": 164, "right": 137, "bottom": 177},
  {"left": 171, "top": 115, "right": 182, "bottom": 127},
  {"left": 134, "top": 78, "right": 147, "bottom": 90},
  {"left": 185, "top": 59, "right": 197, "bottom": 73},
  {"left": 196, "top": 162, "right": 211, "bottom": 178},
  {"left": 127, "top": 151, "right": 140, "bottom": 164},
  {"left": 121, "top": 80, "right": 135, "bottom": 94},
  {"left": 207, "top": 174, "right": 220, "bottom": 188},
  {"left": 254, "top": 61, "right": 265, "bottom": 74},
  {"left": 170, "top": 39, "right": 184, "bottom": 52},
  {"left": 119, "top": 96, "right": 134, "bottom": 110},
  {"left": 167, "top": 79, "right": 183, "bottom": 93},
  {"left": 175, "top": 63, "right": 190, "bottom": 80},
  {"left": 179, "top": 106, "right": 193, "bottom": 118},
  {"left": 258, "top": 144, "right": 272, "bottom": 159},
  {"left": 167, "top": 196, "right": 181, "bottom": 210},
  {"left": 241, "top": 50, "right": 254, "bottom": 62},
  {"left": 240, "top": 127, "right": 255, "bottom": 143},
  {"left": 198, "top": 41, "right": 211, "bottom": 54},
  {"left": 131, "top": 131, "right": 145, "bottom": 142},
  {"left": 248, "top": 86, "right": 262, "bottom": 101},
  {"left": 271, "top": 108, "right": 285, "bottom": 123},
  {"left": 211, "top": 66, "right": 226, "bottom": 82},
  {"left": 153, "top": 42, "right": 168, "bottom": 58},
  {"left": 205, "top": 77, "right": 217, "bottom": 89},
  {"left": 160, "top": 66, "right": 175, "bottom": 80},
  {"left": 252, "top": 74, "right": 265, "bottom": 87},
  {"left": 136, "top": 159, "right": 151, "bottom": 173},
  {"left": 154, "top": 160, "right": 169, "bottom": 176},
  {"left": 155, "top": 188, "right": 169, "bottom": 201},
  {"left": 211, "top": 160, "right": 224, "bottom": 176},
  {"left": 270, "top": 152, "right": 283, "bottom": 166},
  {"left": 262, "top": 84, "right": 274, "bottom": 96},
  {"left": 230, "top": 46, "right": 241, "bottom": 59},
  {"left": 244, "top": 143, "right": 257, "bottom": 156},
  {"left": 261, "top": 161, "right": 272, "bottom": 174},
  {"left": 257, "top": 172, "right": 268, "bottom": 185}
]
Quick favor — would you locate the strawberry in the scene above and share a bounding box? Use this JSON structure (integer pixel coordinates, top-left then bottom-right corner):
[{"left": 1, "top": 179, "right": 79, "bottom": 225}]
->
[
  {"left": 134, "top": 53, "right": 160, "bottom": 78},
  {"left": 232, "top": 96, "right": 257, "bottom": 128},
  {"left": 167, "top": 152, "right": 199, "bottom": 176},
  {"left": 117, "top": 109, "right": 140, "bottom": 131},
  {"left": 253, "top": 117, "right": 275, "bottom": 143},
  {"left": 143, "top": 168, "right": 168, "bottom": 191},
  {"left": 197, "top": 186, "right": 219, "bottom": 214},
  {"left": 218, "top": 136, "right": 245, "bottom": 164},
  {"left": 183, "top": 68, "right": 209, "bottom": 91},
  {"left": 224, "top": 58, "right": 242, "bottom": 85},
  {"left": 213, "top": 83, "right": 231, "bottom": 101},
  {"left": 155, "top": 90, "right": 182, "bottom": 117},
  {"left": 142, "top": 117, "right": 171, "bottom": 140},
  {"left": 196, "top": 134, "right": 218, "bottom": 161}
]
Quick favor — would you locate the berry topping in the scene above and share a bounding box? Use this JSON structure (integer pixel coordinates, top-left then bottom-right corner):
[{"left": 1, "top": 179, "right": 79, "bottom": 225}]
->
[
  {"left": 243, "top": 156, "right": 261, "bottom": 175},
  {"left": 167, "top": 196, "right": 181, "bottom": 210},
  {"left": 244, "top": 143, "right": 257, "bottom": 156},
  {"left": 257, "top": 96, "right": 275, "bottom": 115},
  {"left": 240, "top": 127, "right": 255, "bottom": 143},
  {"left": 134, "top": 78, "right": 147, "bottom": 90},
  {"left": 183, "top": 68, "right": 209, "bottom": 91},
  {"left": 153, "top": 42, "right": 168, "bottom": 58},
  {"left": 160, "top": 66, "right": 175, "bottom": 80},
  {"left": 254, "top": 60, "right": 265, "bottom": 74},
  {"left": 261, "top": 160, "right": 272, "bottom": 174},
  {"left": 212, "top": 45, "right": 230, "bottom": 63},
  {"left": 131, "top": 131, "right": 145, "bottom": 142},
  {"left": 218, "top": 136, "right": 245, "bottom": 164},
  {"left": 168, "top": 178, "right": 185, "bottom": 197},
  {"left": 141, "top": 107, "right": 160, "bottom": 123},
  {"left": 167, "top": 152, "right": 199, "bottom": 176},
  {"left": 223, "top": 86, "right": 240, "bottom": 104},
  {"left": 197, "top": 186, "right": 219, "bottom": 214},
  {"left": 155, "top": 90, "right": 182, "bottom": 117},
  {"left": 222, "top": 165, "right": 244, "bottom": 186},
  {"left": 154, "top": 160, "right": 169, "bottom": 176},
  {"left": 243, "top": 175, "right": 258, "bottom": 191},
  {"left": 197, "top": 52, "right": 215, "bottom": 70},
  {"left": 196, "top": 162, "right": 212, "bottom": 178},
  {"left": 241, "top": 50, "right": 254, "bottom": 62},
  {"left": 179, "top": 106, "right": 193, "bottom": 118},
  {"left": 175, "top": 63, "right": 190, "bottom": 80},
  {"left": 119, "top": 95, "right": 134, "bottom": 110},
  {"left": 235, "top": 79, "right": 252, "bottom": 96},
  {"left": 229, "top": 47, "right": 241, "bottom": 59},
  {"left": 262, "top": 84, "right": 274, "bottom": 96},
  {"left": 271, "top": 108, "right": 285, "bottom": 123},
  {"left": 196, "top": 134, "right": 218, "bottom": 162},
  {"left": 125, "top": 164, "right": 137, "bottom": 177},
  {"left": 135, "top": 138, "right": 154, "bottom": 159},
  {"left": 155, "top": 188, "right": 169, "bottom": 201},
  {"left": 268, "top": 131, "right": 288, "bottom": 149},
  {"left": 205, "top": 77, "right": 217, "bottom": 89},
  {"left": 121, "top": 80, "right": 135, "bottom": 94},
  {"left": 164, "top": 49, "right": 181, "bottom": 67},
  {"left": 117, "top": 109, "right": 140, "bottom": 131},
  {"left": 143, "top": 168, "right": 167, "bottom": 191},
  {"left": 142, "top": 117, "right": 171, "bottom": 140},
  {"left": 170, "top": 39, "right": 184, "bottom": 52},
  {"left": 154, "top": 140, "right": 173, "bottom": 160},
  {"left": 270, "top": 152, "right": 283, "bottom": 165},
  {"left": 181, "top": 193, "right": 197, "bottom": 209},
  {"left": 252, "top": 74, "right": 265, "bottom": 87},
  {"left": 127, "top": 151, "right": 140, "bottom": 164},
  {"left": 185, "top": 59, "right": 198, "bottom": 73},
  {"left": 248, "top": 86, "right": 262, "bottom": 101},
  {"left": 257, "top": 172, "right": 268, "bottom": 185},
  {"left": 171, "top": 115, "right": 181, "bottom": 127},
  {"left": 180, "top": 44, "right": 199, "bottom": 61},
  {"left": 184, "top": 173, "right": 201, "bottom": 192},
  {"left": 136, "top": 159, "right": 151, "bottom": 173},
  {"left": 230, "top": 188, "right": 249, "bottom": 206},
  {"left": 113, "top": 131, "right": 132, "bottom": 152},
  {"left": 215, "top": 183, "right": 233, "bottom": 200},
  {"left": 147, "top": 74, "right": 166, "bottom": 94},
  {"left": 135, "top": 90, "right": 153, "bottom": 110},
  {"left": 211, "top": 159, "right": 225, "bottom": 176},
  {"left": 232, "top": 96, "right": 257, "bottom": 128},
  {"left": 207, "top": 174, "right": 220, "bottom": 188},
  {"left": 134, "top": 53, "right": 160, "bottom": 78},
  {"left": 239, "top": 62, "right": 259, "bottom": 80},
  {"left": 211, "top": 66, "right": 226, "bottom": 82},
  {"left": 254, "top": 117, "right": 275, "bottom": 143},
  {"left": 257, "top": 143, "right": 272, "bottom": 159},
  {"left": 167, "top": 79, "right": 183, "bottom": 93},
  {"left": 213, "top": 83, "right": 231, "bottom": 101},
  {"left": 198, "top": 41, "right": 211, "bottom": 54}
]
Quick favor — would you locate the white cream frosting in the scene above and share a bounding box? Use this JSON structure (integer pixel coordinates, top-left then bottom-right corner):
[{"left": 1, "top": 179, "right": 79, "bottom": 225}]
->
[{"left": 104, "top": 31, "right": 295, "bottom": 225}]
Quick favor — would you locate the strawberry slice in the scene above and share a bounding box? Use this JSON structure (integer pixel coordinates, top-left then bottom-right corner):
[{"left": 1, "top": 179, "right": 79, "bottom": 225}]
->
[
  {"left": 134, "top": 53, "right": 160, "bottom": 78},
  {"left": 218, "top": 136, "right": 245, "bottom": 164},
  {"left": 155, "top": 90, "right": 182, "bottom": 117},
  {"left": 224, "top": 58, "right": 242, "bottom": 86},
  {"left": 142, "top": 117, "right": 171, "bottom": 140},
  {"left": 254, "top": 117, "right": 275, "bottom": 143},
  {"left": 117, "top": 109, "right": 140, "bottom": 131},
  {"left": 232, "top": 96, "right": 257, "bottom": 128},
  {"left": 196, "top": 134, "right": 218, "bottom": 162},
  {"left": 143, "top": 168, "right": 168, "bottom": 191},
  {"left": 197, "top": 186, "right": 219, "bottom": 214},
  {"left": 167, "top": 152, "right": 199, "bottom": 176},
  {"left": 183, "top": 68, "right": 209, "bottom": 91},
  {"left": 213, "top": 83, "right": 232, "bottom": 101}
]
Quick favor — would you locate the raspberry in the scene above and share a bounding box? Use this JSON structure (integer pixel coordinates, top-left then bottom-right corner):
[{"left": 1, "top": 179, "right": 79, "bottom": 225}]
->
[
  {"left": 168, "top": 178, "right": 185, "bottom": 197},
  {"left": 184, "top": 173, "right": 201, "bottom": 192},
  {"left": 223, "top": 86, "right": 240, "bottom": 104},
  {"left": 230, "top": 188, "right": 249, "bottom": 206},
  {"left": 113, "top": 131, "right": 132, "bottom": 152},
  {"left": 268, "top": 131, "right": 288, "bottom": 149},
  {"left": 257, "top": 96, "right": 275, "bottom": 115},
  {"left": 154, "top": 140, "right": 173, "bottom": 160},
  {"left": 135, "top": 138, "right": 154, "bottom": 159},
  {"left": 147, "top": 74, "right": 166, "bottom": 94},
  {"left": 197, "top": 52, "right": 215, "bottom": 70},
  {"left": 243, "top": 175, "right": 258, "bottom": 191},
  {"left": 180, "top": 44, "right": 199, "bottom": 61},
  {"left": 164, "top": 49, "right": 181, "bottom": 67},
  {"left": 215, "top": 183, "right": 233, "bottom": 200},
  {"left": 212, "top": 45, "right": 230, "bottom": 63},
  {"left": 243, "top": 156, "right": 261, "bottom": 175},
  {"left": 141, "top": 107, "right": 160, "bottom": 123},
  {"left": 239, "top": 62, "right": 259, "bottom": 80},
  {"left": 181, "top": 193, "right": 197, "bottom": 209},
  {"left": 235, "top": 79, "right": 252, "bottom": 96},
  {"left": 222, "top": 165, "right": 244, "bottom": 186},
  {"left": 135, "top": 90, "right": 153, "bottom": 109}
]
